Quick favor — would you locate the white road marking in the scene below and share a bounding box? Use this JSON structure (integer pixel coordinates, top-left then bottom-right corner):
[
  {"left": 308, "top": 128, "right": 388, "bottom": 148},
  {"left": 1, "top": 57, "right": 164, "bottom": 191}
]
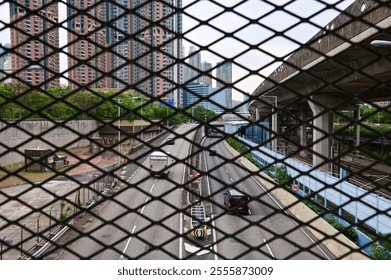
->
[
  {"left": 264, "top": 239, "right": 275, "bottom": 259},
  {"left": 120, "top": 225, "right": 137, "bottom": 259},
  {"left": 184, "top": 243, "right": 210, "bottom": 256},
  {"left": 230, "top": 149, "right": 332, "bottom": 260},
  {"left": 204, "top": 149, "right": 219, "bottom": 260},
  {"left": 119, "top": 178, "right": 157, "bottom": 259}
]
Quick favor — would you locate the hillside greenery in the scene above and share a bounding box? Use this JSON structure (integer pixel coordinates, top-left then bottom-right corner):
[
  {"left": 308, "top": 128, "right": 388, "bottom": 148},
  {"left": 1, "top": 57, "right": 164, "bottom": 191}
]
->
[{"left": 0, "top": 83, "right": 217, "bottom": 123}]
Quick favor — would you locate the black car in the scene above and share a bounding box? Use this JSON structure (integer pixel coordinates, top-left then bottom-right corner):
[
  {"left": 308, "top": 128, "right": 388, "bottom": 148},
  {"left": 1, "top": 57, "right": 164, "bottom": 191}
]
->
[{"left": 224, "top": 189, "right": 250, "bottom": 214}]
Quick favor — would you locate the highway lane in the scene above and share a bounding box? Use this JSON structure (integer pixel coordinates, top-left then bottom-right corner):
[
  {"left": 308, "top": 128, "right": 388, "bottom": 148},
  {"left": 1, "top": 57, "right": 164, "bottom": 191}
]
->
[
  {"left": 202, "top": 136, "right": 335, "bottom": 260},
  {"left": 59, "top": 124, "right": 196, "bottom": 259}
]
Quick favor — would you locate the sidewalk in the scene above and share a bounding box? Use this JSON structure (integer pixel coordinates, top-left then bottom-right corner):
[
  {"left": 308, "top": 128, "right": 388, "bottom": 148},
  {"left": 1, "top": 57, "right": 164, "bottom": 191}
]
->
[
  {"left": 63, "top": 148, "right": 119, "bottom": 176},
  {"left": 0, "top": 148, "right": 120, "bottom": 260}
]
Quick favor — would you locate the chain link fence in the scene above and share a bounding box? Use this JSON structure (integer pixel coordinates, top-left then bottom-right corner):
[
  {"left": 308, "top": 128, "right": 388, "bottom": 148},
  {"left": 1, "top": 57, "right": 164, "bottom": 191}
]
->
[{"left": 0, "top": 0, "right": 390, "bottom": 260}]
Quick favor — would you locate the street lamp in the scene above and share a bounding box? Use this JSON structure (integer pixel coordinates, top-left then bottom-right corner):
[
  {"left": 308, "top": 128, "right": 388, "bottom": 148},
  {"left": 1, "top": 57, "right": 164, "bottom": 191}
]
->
[
  {"left": 117, "top": 97, "right": 122, "bottom": 163},
  {"left": 133, "top": 97, "right": 144, "bottom": 141},
  {"left": 3, "top": 64, "right": 46, "bottom": 88}
]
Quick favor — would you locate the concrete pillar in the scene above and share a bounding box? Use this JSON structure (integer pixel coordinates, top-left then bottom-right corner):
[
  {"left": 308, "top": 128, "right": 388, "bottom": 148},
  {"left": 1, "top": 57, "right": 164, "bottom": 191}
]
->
[
  {"left": 308, "top": 96, "right": 336, "bottom": 171},
  {"left": 271, "top": 106, "right": 278, "bottom": 152},
  {"left": 354, "top": 106, "right": 360, "bottom": 152},
  {"left": 255, "top": 108, "right": 260, "bottom": 121},
  {"left": 299, "top": 110, "right": 308, "bottom": 157}
]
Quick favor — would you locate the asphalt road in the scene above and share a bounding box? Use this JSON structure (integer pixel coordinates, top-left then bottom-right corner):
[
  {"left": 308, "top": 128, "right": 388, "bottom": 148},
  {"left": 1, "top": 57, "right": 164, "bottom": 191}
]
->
[
  {"left": 53, "top": 124, "right": 335, "bottom": 260},
  {"left": 200, "top": 135, "right": 335, "bottom": 260},
  {"left": 58, "top": 124, "right": 197, "bottom": 259}
]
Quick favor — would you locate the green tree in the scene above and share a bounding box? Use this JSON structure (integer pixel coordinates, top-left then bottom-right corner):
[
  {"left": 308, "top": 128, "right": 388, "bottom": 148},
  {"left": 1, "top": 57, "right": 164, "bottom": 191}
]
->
[
  {"left": 18, "top": 90, "right": 54, "bottom": 118},
  {"left": 67, "top": 91, "right": 102, "bottom": 119},
  {"left": 371, "top": 234, "right": 391, "bottom": 260}
]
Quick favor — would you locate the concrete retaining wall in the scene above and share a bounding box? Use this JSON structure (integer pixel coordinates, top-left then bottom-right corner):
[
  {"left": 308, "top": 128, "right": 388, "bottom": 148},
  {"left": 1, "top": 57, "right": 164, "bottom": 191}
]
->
[
  {"left": 223, "top": 140, "right": 370, "bottom": 260},
  {"left": 0, "top": 120, "right": 100, "bottom": 166}
]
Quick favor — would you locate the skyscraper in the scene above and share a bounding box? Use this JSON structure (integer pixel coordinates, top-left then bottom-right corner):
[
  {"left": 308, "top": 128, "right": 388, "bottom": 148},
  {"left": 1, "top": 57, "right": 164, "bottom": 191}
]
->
[
  {"left": 131, "top": 0, "right": 182, "bottom": 105},
  {"left": 105, "top": 0, "right": 131, "bottom": 89},
  {"left": 9, "top": 0, "right": 60, "bottom": 88},
  {"left": 216, "top": 61, "right": 232, "bottom": 108},
  {"left": 201, "top": 61, "right": 213, "bottom": 87},
  {"left": 67, "top": 0, "right": 106, "bottom": 89},
  {"left": 186, "top": 46, "right": 201, "bottom": 83}
]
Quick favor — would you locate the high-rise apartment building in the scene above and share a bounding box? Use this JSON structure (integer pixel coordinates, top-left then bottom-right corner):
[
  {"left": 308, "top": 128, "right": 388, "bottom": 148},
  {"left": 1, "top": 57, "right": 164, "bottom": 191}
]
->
[
  {"left": 0, "top": 43, "right": 12, "bottom": 69},
  {"left": 64, "top": 0, "right": 183, "bottom": 102},
  {"left": 67, "top": 0, "right": 106, "bottom": 89},
  {"left": 0, "top": 43, "right": 12, "bottom": 81},
  {"left": 216, "top": 61, "right": 232, "bottom": 108},
  {"left": 131, "top": 0, "right": 182, "bottom": 105},
  {"left": 105, "top": 0, "right": 131, "bottom": 88},
  {"left": 9, "top": 0, "right": 60, "bottom": 88}
]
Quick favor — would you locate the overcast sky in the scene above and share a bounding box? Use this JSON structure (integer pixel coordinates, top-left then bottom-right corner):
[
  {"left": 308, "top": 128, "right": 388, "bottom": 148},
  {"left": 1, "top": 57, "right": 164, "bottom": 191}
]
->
[{"left": 0, "top": 0, "right": 355, "bottom": 99}]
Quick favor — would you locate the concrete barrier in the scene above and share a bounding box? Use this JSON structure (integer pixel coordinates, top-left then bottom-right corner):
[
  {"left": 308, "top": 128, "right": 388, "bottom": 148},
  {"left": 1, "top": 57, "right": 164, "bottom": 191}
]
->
[{"left": 0, "top": 120, "right": 100, "bottom": 166}]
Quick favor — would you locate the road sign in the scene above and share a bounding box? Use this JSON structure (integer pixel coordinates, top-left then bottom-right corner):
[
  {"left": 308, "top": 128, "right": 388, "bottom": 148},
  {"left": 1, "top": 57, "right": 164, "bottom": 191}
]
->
[
  {"left": 190, "top": 205, "right": 207, "bottom": 238},
  {"left": 193, "top": 228, "right": 205, "bottom": 238},
  {"left": 291, "top": 184, "right": 300, "bottom": 192},
  {"left": 188, "top": 172, "right": 201, "bottom": 181},
  {"left": 187, "top": 174, "right": 194, "bottom": 181}
]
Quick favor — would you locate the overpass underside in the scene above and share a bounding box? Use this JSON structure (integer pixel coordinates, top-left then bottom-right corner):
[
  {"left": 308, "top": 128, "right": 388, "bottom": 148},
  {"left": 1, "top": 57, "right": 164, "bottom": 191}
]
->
[{"left": 249, "top": 0, "right": 391, "bottom": 173}]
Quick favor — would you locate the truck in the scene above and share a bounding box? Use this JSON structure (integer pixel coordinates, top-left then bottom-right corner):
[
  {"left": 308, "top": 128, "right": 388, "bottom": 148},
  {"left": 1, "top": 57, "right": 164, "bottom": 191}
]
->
[{"left": 149, "top": 151, "right": 170, "bottom": 177}]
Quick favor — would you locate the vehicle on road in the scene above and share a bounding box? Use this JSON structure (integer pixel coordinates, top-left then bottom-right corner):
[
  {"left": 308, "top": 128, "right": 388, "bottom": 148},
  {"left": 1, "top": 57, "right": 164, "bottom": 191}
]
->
[
  {"left": 149, "top": 151, "right": 171, "bottom": 177},
  {"left": 165, "top": 137, "right": 175, "bottom": 145},
  {"left": 209, "top": 149, "right": 217, "bottom": 156},
  {"left": 224, "top": 188, "right": 250, "bottom": 214}
]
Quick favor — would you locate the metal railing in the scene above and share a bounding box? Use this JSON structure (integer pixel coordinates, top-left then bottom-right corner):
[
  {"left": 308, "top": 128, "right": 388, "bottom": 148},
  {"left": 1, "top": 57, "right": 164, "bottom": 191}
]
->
[{"left": 0, "top": 0, "right": 390, "bottom": 260}]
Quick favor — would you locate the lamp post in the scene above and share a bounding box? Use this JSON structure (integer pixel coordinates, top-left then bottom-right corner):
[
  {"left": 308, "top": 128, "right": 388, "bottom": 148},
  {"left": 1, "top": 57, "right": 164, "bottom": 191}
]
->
[
  {"left": 135, "top": 98, "right": 144, "bottom": 141},
  {"left": 166, "top": 105, "right": 169, "bottom": 127},
  {"left": 118, "top": 97, "right": 122, "bottom": 163}
]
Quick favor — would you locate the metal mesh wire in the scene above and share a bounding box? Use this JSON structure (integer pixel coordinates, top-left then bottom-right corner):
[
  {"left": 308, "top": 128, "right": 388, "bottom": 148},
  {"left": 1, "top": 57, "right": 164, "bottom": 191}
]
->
[{"left": 0, "top": 0, "right": 390, "bottom": 260}]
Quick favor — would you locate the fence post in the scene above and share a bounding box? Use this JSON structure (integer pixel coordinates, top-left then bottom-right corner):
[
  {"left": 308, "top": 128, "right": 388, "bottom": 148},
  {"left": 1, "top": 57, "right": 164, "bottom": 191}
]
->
[
  {"left": 49, "top": 205, "right": 55, "bottom": 235},
  {"left": 36, "top": 214, "right": 41, "bottom": 244},
  {"left": 20, "top": 226, "right": 24, "bottom": 257},
  {"left": 1, "top": 236, "right": 5, "bottom": 260}
]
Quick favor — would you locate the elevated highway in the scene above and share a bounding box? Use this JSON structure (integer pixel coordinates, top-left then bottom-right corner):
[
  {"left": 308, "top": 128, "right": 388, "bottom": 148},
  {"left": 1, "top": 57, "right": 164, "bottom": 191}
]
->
[{"left": 248, "top": 0, "right": 391, "bottom": 169}]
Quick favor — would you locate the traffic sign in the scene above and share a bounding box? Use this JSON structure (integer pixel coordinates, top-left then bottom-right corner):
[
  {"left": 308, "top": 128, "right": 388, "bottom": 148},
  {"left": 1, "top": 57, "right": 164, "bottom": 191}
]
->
[
  {"left": 187, "top": 174, "right": 194, "bottom": 181},
  {"left": 188, "top": 172, "right": 202, "bottom": 181},
  {"left": 194, "top": 228, "right": 205, "bottom": 238},
  {"left": 193, "top": 172, "right": 201, "bottom": 180},
  {"left": 291, "top": 184, "right": 300, "bottom": 192}
]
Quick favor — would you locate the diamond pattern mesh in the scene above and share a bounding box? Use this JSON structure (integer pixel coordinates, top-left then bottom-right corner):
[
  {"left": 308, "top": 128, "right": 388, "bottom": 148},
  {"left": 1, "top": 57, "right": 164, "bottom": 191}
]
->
[{"left": 0, "top": 0, "right": 390, "bottom": 260}]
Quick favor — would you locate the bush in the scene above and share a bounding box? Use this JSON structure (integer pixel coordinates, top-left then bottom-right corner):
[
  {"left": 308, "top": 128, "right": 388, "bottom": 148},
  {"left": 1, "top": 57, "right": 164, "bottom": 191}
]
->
[
  {"left": 324, "top": 216, "right": 357, "bottom": 243},
  {"left": 370, "top": 234, "right": 391, "bottom": 260}
]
